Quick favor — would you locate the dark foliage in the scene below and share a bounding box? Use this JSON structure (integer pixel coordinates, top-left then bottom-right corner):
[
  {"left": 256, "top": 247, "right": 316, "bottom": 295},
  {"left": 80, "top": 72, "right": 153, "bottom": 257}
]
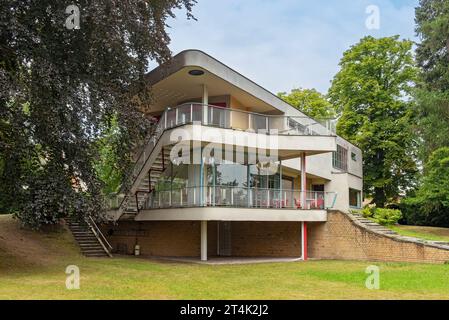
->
[{"left": 0, "top": 0, "right": 196, "bottom": 228}]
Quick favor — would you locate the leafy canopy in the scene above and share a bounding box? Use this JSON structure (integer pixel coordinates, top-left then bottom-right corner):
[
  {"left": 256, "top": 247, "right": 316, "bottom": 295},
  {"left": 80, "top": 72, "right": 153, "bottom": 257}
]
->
[
  {"left": 414, "top": 0, "right": 449, "bottom": 160},
  {"left": 328, "top": 36, "right": 418, "bottom": 207},
  {"left": 0, "top": 0, "right": 196, "bottom": 228},
  {"left": 278, "top": 88, "right": 336, "bottom": 119},
  {"left": 403, "top": 148, "right": 449, "bottom": 226}
]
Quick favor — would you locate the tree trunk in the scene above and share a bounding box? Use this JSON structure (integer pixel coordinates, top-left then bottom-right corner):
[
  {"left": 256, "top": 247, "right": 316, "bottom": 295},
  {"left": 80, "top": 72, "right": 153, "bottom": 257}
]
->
[{"left": 373, "top": 187, "right": 386, "bottom": 208}]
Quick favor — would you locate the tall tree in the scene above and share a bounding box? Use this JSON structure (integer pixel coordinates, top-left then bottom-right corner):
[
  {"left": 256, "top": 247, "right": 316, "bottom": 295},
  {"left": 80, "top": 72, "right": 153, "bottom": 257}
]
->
[
  {"left": 0, "top": 0, "right": 196, "bottom": 229},
  {"left": 328, "top": 36, "right": 418, "bottom": 207},
  {"left": 402, "top": 147, "right": 449, "bottom": 226},
  {"left": 414, "top": 0, "right": 449, "bottom": 161},
  {"left": 278, "top": 88, "right": 336, "bottom": 119}
]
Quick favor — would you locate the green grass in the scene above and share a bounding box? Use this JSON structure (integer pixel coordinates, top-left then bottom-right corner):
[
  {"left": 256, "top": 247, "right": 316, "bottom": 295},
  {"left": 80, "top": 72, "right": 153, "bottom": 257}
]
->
[
  {"left": 2, "top": 215, "right": 449, "bottom": 299},
  {"left": 388, "top": 225, "right": 449, "bottom": 242}
]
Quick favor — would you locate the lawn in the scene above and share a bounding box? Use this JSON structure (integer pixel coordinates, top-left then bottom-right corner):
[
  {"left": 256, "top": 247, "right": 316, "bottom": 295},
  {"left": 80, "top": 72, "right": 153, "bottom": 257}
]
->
[
  {"left": 388, "top": 224, "right": 449, "bottom": 243},
  {"left": 2, "top": 214, "right": 449, "bottom": 300}
]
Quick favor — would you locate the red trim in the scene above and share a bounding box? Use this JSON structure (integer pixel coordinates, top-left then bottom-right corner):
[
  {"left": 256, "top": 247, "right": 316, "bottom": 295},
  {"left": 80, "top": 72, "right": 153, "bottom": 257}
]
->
[
  {"left": 211, "top": 102, "right": 227, "bottom": 108},
  {"left": 303, "top": 222, "right": 308, "bottom": 260}
]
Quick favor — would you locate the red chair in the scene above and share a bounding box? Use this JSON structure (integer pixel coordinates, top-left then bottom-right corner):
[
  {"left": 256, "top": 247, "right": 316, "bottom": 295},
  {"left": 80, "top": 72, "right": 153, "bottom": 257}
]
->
[{"left": 294, "top": 198, "right": 302, "bottom": 209}]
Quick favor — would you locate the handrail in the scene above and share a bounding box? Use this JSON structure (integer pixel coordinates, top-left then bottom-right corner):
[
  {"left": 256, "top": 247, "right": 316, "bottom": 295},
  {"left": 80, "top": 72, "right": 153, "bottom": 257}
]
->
[
  {"left": 145, "top": 185, "right": 337, "bottom": 210},
  {"left": 110, "top": 102, "right": 337, "bottom": 215},
  {"left": 176, "top": 102, "right": 337, "bottom": 135},
  {"left": 87, "top": 216, "right": 113, "bottom": 256},
  {"left": 177, "top": 102, "right": 337, "bottom": 122}
]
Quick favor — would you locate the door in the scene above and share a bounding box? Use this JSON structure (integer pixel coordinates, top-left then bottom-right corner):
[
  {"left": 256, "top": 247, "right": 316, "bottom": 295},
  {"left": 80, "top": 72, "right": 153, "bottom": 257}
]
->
[
  {"left": 217, "top": 221, "right": 232, "bottom": 256},
  {"left": 311, "top": 184, "right": 325, "bottom": 209}
]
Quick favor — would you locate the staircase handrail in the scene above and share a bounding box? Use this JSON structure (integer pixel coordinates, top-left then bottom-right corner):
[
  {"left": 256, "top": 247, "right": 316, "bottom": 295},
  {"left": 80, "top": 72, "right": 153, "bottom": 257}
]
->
[{"left": 86, "top": 216, "right": 113, "bottom": 257}]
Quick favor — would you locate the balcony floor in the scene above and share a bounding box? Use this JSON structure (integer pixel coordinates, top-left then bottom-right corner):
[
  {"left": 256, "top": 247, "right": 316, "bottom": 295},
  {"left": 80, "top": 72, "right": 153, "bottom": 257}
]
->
[{"left": 134, "top": 206, "right": 327, "bottom": 222}]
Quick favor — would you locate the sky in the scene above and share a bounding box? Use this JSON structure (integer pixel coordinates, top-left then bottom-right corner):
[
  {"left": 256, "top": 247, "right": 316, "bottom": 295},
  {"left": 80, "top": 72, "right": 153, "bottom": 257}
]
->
[{"left": 164, "top": 0, "right": 419, "bottom": 95}]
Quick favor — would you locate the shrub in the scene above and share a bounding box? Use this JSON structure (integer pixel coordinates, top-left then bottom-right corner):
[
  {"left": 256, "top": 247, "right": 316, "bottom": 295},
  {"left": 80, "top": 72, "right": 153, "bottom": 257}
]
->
[
  {"left": 361, "top": 206, "right": 374, "bottom": 218},
  {"left": 372, "top": 208, "right": 402, "bottom": 226}
]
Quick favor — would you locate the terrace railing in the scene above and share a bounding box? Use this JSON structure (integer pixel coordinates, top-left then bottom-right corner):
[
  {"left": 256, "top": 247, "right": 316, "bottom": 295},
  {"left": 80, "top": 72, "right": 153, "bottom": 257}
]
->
[
  {"left": 140, "top": 186, "right": 337, "bottom": 211},
  {"left": 107, "top": 103, "right": 337, "bottom": 213}
]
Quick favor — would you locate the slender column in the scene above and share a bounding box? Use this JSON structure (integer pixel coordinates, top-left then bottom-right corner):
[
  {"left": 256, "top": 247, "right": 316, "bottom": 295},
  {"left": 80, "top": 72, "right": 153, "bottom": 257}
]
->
[
  {"left": 202, "top": 84, "right": 208, "bottom": 125},
  {"left": 170, "top": 161, "right": 173, "bottom": 207},
  {"left": 212, "top": 158, "right": 216, "bottom": 206},
  {"left": 200, "top": 153, "right": 204, "bottom": 206},
  {"left": 279, "top": 161, "right": 282, "bottom": 208},
  {"left": 201, "top": 220, "right": 208, "bottom": 261},
  {"left": 247, "top": 164, "right": 250, "bottom": 207},
  {"left": 301, "top": 221, "right": 308, "bottom": 260},
  {"left": 300, "top": 152, "right": 307, "bottom": 209}
]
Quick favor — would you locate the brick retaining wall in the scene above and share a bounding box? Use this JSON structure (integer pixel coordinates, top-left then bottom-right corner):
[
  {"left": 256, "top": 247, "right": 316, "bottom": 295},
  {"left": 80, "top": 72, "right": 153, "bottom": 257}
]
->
[
  {"left": 102, "top": 221, "right": 301, "bottom": 258},
  {"left": 308, "top": 211, "right": 449, "bottom": 264}
]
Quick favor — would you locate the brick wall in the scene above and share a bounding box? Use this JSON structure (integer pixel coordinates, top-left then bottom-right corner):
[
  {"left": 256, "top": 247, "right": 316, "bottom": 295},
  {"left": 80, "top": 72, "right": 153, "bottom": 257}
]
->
[
  {"left": 102, "top": 221, "right": 302, "bottom": 258},
  {"left": 102, "top": 221, "right": 201, "bottom": 257},
  {"left": 308, "top": 211, "right": 449, "bottom": 264},
  {"left": 231, "top": 222, "right": 301, "bottom": 257}
]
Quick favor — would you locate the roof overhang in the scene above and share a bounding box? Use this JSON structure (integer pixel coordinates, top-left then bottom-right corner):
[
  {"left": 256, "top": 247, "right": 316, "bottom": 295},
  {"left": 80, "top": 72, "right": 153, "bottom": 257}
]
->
[{"left": 145, "top": 50, "right": 308, "bottom": 117}]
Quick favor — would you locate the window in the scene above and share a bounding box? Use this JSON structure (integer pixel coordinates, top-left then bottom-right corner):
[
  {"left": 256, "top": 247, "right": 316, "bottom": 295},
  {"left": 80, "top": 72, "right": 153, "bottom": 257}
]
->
[
  {"left": 333, "top": 145, "right": 348, "bottom": 171},
  {"left": 351, "top": 152, "right": 357, "bottom": 161},
  {"left": 349, "top": 188, "right": 361, "bottom": 208}
]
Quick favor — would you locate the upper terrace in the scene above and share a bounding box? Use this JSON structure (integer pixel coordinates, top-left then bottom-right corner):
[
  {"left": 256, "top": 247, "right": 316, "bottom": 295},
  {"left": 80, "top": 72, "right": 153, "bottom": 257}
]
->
[{"left": 144, "top": 50, "right": 334, "bottom": 127}]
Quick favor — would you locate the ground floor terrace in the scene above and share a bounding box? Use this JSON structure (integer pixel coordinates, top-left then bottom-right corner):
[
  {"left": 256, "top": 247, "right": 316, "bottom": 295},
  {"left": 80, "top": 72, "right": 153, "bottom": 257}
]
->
[
  {"left": 102, "top": 220, "right": 312, "bottom": 261},
  {"left": 136, "top": 160, "right": 338, "bottom": 212}
]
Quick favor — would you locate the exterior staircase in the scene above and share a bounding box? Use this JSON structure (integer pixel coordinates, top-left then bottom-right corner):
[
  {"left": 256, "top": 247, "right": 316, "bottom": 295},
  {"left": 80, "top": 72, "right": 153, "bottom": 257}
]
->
[
  {"left": 107, "top": 109, "right": 176, "bottom": 221},
  {"left": 349, "top": 213, "right": 398, "bottom": 236},
  {"left": 120, "top": 145, "right": 173, "bottom": 220},
  {"left": 66, "top": 217, "right": 113, "bottom": 257}
]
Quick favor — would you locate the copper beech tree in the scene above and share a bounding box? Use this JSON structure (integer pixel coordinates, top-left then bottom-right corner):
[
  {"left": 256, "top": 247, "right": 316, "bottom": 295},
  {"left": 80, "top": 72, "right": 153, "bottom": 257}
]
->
[{"left": 0, "top": 0, "right": 196, "bottom": 228}]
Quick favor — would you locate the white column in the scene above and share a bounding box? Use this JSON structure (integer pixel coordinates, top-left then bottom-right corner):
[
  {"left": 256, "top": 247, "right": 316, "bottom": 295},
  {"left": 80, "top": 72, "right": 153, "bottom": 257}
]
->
[
  {"left": 301, "top": 221, "right": 308, "bottom": 260},
  {"left": 301, "top": 152, "right": 307, "bottom": 209},
  {"left": 301, "top": 221, "right": 305, "bottom": 259},
  {"left": 201, "top": 220, "right": 208, "bottom": 261},
  {"left": 202, "top": 84, "right": 208, "bottom": 125}
]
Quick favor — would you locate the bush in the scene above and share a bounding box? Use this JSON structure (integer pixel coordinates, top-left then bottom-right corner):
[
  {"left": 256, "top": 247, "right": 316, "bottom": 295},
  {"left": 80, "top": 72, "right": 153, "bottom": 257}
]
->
[
  {"left": 359, "top": 206, "right": 402, "bottom": 225},
  {"left": 361, "top": 206, "right": 374, "bottom": 218},
  {"left": 372, "top": 208, "right": 402, "bottom": 226}
]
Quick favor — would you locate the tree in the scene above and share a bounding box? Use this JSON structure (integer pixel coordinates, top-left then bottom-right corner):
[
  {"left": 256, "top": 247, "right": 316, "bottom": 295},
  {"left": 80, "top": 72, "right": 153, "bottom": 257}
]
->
[
  {"left": 402, "top": 147, "right": 449, "bottom": 226},
  {"left": 328, "top": 36, "right": 418, "bottom": 207},
  {"left": 278, "top": 88, "right": 336, "bottom": 119},
  {"left": 414, "top": 0, "right": 449, "bottom": 161},
  {"left": 0, "top": 0, "right": 196, "bottom": 229}
]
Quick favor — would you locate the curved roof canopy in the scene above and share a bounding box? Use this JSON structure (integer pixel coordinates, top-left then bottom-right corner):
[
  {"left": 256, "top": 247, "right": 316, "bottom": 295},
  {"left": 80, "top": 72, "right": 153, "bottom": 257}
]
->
[{"left": 145, "top": 49, "right": 308, "bottom": 117}]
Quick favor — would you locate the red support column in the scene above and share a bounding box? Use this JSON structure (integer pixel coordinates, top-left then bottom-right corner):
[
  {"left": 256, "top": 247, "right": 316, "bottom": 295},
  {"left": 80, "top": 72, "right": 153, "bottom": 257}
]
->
[{"left": 303, "top": 222, "right": 308, "bottom": 260}]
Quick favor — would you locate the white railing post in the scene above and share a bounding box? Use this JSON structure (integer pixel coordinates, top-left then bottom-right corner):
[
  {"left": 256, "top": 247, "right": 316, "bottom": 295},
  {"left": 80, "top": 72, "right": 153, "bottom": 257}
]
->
[{"left": 267, "top": 189, "right": 270, "bottom": 208}]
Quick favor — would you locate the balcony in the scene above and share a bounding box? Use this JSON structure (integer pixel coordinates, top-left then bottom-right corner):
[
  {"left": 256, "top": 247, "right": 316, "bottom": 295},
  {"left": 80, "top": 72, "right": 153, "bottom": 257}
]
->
[
  {"left": 138, "top": 186, "right": 337, "bottom": 211},
  {"left": 162, "top": 103, "right": 336, "bottom": 136}
]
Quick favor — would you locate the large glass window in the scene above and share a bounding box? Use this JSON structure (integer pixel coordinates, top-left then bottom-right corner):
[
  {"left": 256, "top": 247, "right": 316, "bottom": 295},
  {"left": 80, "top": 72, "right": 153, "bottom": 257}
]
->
[{"left": 333, "top": 145, "right": 348, "bottom": 171}]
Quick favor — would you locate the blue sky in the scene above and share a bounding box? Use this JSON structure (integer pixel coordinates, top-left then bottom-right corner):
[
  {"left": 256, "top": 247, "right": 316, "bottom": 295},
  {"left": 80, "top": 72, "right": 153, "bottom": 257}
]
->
[{"left": 165, "top": 0, "right": 418, "bottom": 94}]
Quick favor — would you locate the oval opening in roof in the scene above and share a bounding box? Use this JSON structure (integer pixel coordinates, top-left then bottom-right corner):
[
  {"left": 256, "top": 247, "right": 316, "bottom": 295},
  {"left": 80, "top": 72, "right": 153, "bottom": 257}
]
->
[{"left": 188, "top": 69, "right": 204, "bottom": 76}]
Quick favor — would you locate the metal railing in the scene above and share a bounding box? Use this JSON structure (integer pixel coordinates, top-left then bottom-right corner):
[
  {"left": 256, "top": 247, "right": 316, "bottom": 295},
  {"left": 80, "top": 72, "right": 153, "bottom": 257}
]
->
[
  {"left": 107, "top": 102, "right": 337, "bottom": 212},
  {"left": 86, "top": 216, "right": 113, "bottom": 257},
  {"left": 140, "top": 185, "right": 337, "bottom": 210},
  {"left": 166, "top": 102, "right": 336, "bottom": 136}
]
